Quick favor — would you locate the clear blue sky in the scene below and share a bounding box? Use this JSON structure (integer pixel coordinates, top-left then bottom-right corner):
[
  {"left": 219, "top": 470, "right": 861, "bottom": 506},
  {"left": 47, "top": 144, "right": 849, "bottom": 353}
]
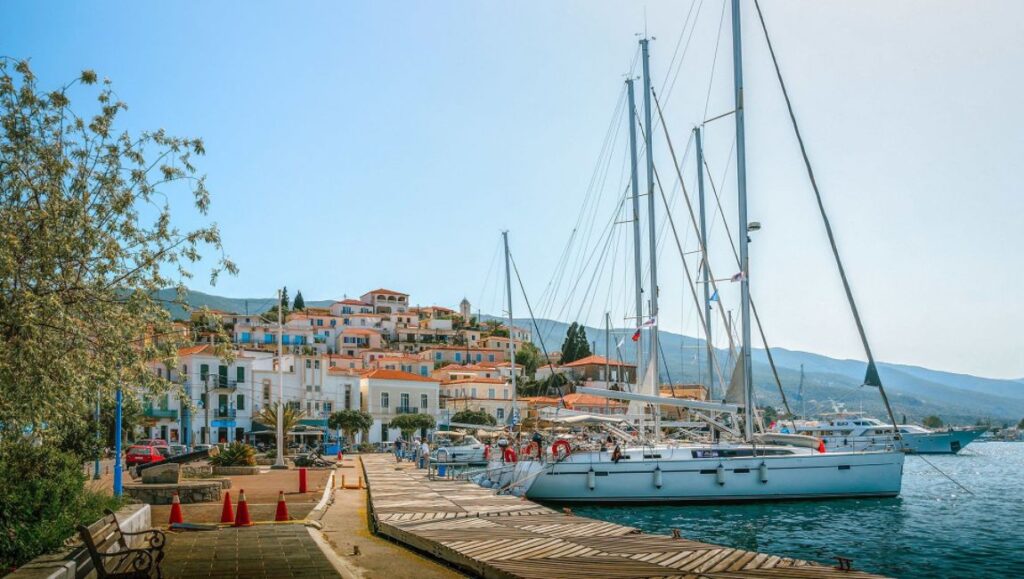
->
[{"left": 3, "top": 1, "right": 1021, "bottom": 379}]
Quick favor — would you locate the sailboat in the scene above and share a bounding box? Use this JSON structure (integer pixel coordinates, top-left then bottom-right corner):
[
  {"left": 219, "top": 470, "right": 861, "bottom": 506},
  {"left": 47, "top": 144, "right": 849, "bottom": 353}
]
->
[{"left": 502, "top": 1, "right": 905, "bottom": 503}]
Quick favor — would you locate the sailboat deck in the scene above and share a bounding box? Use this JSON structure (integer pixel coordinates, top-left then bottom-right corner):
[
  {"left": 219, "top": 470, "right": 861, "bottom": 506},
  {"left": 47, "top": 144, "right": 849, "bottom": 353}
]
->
[{"left": 361, "top": 455, "right": 888, "bottom": 578}]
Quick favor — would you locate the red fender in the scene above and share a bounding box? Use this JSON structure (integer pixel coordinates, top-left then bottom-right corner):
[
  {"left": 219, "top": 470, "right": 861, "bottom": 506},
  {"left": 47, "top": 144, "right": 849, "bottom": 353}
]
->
[
  {"left": 552, "top": 439, "right": 572, "bottom": 458},
  {"left": 503, "top": 447, "right": 517, "bottom": 463},
  {"left": 817, "top": 439, "right": 827, "bottom": 454}
]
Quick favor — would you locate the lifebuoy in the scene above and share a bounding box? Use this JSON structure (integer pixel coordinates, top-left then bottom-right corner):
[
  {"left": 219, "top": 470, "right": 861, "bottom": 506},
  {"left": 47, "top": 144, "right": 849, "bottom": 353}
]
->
[
  {"left": 552, "top": 439, "right": 572, "bottom": 458},
  {"left": 520, "top": 441, "right": 538, "bottom": 458},
  {"left": 503, "top": 447, "right": 517, "bottom": 463}
]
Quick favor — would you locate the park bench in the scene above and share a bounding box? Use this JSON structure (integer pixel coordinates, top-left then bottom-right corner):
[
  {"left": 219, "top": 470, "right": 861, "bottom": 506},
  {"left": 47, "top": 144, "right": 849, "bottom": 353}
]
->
[{"left": 76, "top": 509, "right": 165, "bottom": 578}]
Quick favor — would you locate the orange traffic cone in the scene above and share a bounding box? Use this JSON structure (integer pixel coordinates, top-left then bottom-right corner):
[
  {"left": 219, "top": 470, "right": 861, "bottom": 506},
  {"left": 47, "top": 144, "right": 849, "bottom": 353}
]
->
[
  {"left": 220, "top": 491, "right": 234, "bottom": 524},
  {"left": 233, "top": 489, "right": 253, "bottom": 527},
  {"left": 274, "top": 490, "right": 290, "bottom": 522},
  {"left": 168, "top": 492, "right": 184, "bottom": 526}
]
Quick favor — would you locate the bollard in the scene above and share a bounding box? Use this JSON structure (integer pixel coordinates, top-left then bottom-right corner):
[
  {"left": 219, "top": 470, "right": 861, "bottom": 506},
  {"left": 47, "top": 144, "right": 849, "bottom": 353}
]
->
[
  {"left": 299, "top": 467, "right": 308, "bottom": 493},
  {"left": 340, "top": 474, "right": 346, "bottom": 488}
]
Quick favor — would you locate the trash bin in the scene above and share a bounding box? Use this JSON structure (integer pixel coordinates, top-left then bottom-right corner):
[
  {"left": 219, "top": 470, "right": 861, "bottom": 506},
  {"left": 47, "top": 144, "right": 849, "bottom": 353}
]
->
[{"left": 438, "top": 464, "right": 447, "bottom": 477}]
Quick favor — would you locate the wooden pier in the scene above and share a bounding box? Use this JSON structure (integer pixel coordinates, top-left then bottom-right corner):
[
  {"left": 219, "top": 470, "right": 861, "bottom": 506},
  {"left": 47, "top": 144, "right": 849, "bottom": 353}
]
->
[{"left": 360, "top": 455, "right": 887, "bottom": 579}]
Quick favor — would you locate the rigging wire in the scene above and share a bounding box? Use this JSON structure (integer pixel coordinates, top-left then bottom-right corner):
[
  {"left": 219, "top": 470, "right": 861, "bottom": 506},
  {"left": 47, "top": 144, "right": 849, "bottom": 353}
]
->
[{"left": 752, "top": 0, "right": 898, "bottom": 431}]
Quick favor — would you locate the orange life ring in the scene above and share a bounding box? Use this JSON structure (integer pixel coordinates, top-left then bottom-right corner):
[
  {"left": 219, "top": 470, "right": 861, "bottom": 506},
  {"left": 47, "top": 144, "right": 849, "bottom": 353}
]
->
[
  {"left": 503, "top": 447, "right": 517, "bottom": 463},
  {"left": 552, "top": 439, "right": 572, "bottom": 458}
]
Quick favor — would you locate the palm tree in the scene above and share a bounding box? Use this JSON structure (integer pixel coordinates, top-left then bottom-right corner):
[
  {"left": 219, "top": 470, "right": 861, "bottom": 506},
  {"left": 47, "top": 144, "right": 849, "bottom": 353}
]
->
[{"left": 254, "top": 404, "right": 306, "bottom": 439}]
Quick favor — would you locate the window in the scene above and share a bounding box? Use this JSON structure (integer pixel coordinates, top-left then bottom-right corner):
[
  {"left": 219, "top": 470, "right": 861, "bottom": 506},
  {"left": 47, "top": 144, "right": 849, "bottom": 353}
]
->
[
  {"left": 503, "top": 389, "right": 509, "bottom": 399},
  {"left": 314, "top": 360, "right": 320, "bottom": 370},
  {"left": 307, "top": 402, "right": 312, "bottom": 413},
  {"left": 454, "top": 353, "right": 462, "bottom": 362},
  {"left": 488, "top": 388, "right": 495, "bottom": 399},
  {"left": 200, "top": 364, "right": 210, "bottom": 381},
  {"left": 471, "top": 388, "right": 477, "bottom": 398},
  {"left": 421, "top": 394, "right": 428, "bottom": 409},
  {"left": 236, "top": 394, "right": 245, "bottom": 411},
  {"left": 236, "top": 367, "right": 245, "bottom": 383},
  {"left": 381, "top": 423, "right": 389, "bottom": 442},
  {"left": 475, "top": 354, "right": 482, "bottom": 362},
  {"left": 315, "top": 402, "right": 321, "bottom": 412},
  {"left": 324, "top": 402, "right": 332, "bottom": 413},
  {"left": 306, "top": 360, "right": 311, "bottom": 369},
  {"left": 435, "top": 352, "right": 442, "bottom": 361},
  {"left": 400, "top": 393, "right": 410, "bottom": 408},
  {"left": 157, "top": 368, "right": 163, "bottom": 378},
  {"left": 263, "top": 383, "right": 271, "bottom": 402},
  {"left": 182, "top": 364, "right": 188, "bottom": 375},
  {"left": 306, "top": 385, "right": 312, "bottom": 392},
  {"left": 488, "top": 354, "right": 495, "bottom": 362},
  {"left": 345, "top": 386, "right": 352, "bottom": 410},
  {"left": 317, "top": 319, "right": 323, "bottom": 326},
  {"left": 420, "top": 366, "right": 428, "bottom": 377},
  {"left": 497, "top": 408, "right": 505, "bottom": 420},
  {"left": 380, "top": 392, "right": 389, "bottom": 408}
]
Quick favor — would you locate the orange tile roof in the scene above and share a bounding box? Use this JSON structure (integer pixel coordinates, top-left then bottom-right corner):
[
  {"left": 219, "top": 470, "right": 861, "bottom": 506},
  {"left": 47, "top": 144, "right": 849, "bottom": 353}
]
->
[
  {"left": 335, "top": 299, "right": 372, "bottom": 306},
  {"left": 361, "top": 369, "right": 438, "bottom": 383},
  {"left": 177, "top": 345, "right": 210, "bottom": 357},
  {"left": 327, "top": 367, "right": 362, "bottom": 375},
  {"left": 562, "top": 355, "right": 635, "bottom": 368},
  {"left": 366, "top": 288, "right": 408, "bottom": 296},
  {"left": 522, "top": 393, "right": 626, "bottom": 407},
  {"left": 440, "top": 377, "right": 507, "bottom": 386}
]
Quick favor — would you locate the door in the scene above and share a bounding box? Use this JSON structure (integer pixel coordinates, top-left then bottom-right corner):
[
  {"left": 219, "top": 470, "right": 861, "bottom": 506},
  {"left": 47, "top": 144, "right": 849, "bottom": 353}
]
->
[
  {"left": 235, "top": 427, "right": 245, "bottom": 442},
  {"left": 218, "top": 394, "right": 229, "bottom": 418},
  {"left": 218, "top": 427, "right": 228, "bottom": 443}
]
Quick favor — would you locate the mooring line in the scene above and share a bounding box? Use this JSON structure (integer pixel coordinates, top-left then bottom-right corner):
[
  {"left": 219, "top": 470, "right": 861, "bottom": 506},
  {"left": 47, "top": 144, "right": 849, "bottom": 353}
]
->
[{"left": 915, "top": 454, "right": 975, "bottom": 495}]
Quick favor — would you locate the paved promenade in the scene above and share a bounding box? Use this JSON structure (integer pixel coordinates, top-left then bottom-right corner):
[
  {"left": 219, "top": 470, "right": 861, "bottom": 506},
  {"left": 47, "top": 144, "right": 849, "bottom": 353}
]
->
[{"left": 162, "top": 525, "right": 338, "bottom": 578}]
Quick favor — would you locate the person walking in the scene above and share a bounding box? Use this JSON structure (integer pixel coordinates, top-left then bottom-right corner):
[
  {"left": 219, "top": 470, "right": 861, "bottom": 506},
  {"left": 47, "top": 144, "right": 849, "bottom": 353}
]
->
[
  {"left": 419, "top": 439, "right": 430, "bottom": 469},
  {"left": 394, "top": 437, "right": 403, "bottom": 462}
]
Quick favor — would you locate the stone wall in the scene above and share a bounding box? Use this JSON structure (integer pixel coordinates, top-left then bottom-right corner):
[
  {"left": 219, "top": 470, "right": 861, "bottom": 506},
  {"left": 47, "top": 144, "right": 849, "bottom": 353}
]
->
[
  {"left": 212, "top": 465, "right": 261, "bottom": 476},
  {"left": 123, "top": 481, "right": 222, "bottom": 504}
]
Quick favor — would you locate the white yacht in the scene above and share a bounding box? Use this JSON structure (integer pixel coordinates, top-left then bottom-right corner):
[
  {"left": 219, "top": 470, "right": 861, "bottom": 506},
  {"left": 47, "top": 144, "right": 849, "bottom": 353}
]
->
[
  {"left": 780, "top": 414, "right": 986, "bottom": 454},
  {"left": 502, "top": 442, "right": 904, "bottom": 503},
  {"left": 432, "top": 434, "right": 487, "bottom": 463}
]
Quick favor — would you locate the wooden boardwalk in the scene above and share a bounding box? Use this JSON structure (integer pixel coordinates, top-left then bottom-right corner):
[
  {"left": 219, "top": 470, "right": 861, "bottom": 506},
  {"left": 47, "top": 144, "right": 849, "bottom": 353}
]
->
[{"left": 361, "top": 455, "right": 887, "bottom": 579}]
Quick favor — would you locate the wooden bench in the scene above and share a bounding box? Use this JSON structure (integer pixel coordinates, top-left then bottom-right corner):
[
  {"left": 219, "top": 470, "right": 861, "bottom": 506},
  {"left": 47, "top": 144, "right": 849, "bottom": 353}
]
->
[{"left": 76, "top": 509, "right": 165, "bottom": 579}]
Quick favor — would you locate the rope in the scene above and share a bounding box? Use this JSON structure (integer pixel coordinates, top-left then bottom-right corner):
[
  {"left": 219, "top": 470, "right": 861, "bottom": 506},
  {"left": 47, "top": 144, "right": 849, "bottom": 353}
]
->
[
  {"left": 752, "top": 0, "right": 901, "bottom": 438},
  {"left": 915, "top": 454, "right": 974, "bottom": 495}
]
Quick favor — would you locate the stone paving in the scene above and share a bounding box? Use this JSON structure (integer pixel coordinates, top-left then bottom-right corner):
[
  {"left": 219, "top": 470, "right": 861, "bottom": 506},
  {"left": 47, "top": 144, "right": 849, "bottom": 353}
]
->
[{"left": 162, "top": 525, "right": 339, "bottom": 578}]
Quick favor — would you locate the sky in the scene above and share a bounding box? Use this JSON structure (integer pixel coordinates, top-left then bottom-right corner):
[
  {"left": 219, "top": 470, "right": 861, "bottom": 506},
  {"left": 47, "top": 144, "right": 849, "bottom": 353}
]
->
[{"left": 2, "top": 1, "right": 1022, "bottom": 379}]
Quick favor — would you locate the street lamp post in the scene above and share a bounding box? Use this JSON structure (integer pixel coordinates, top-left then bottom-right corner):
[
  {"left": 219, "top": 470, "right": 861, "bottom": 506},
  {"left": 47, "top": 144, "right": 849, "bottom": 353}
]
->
[
  {"left": 272, "top": 288, "right": 287, "bottom": 469},
  {"left": 113, "top": 383, "right": 123, "bottom": 497},
  {"left": 93, "top": 391, "right": 101, "bottom": 480}
]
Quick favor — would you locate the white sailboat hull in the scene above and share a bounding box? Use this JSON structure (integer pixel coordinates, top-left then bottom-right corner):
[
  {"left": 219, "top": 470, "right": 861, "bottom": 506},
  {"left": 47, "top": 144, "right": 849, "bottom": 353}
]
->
[{"left": 512, "top": 447, "right": 904, "bottom": 503}]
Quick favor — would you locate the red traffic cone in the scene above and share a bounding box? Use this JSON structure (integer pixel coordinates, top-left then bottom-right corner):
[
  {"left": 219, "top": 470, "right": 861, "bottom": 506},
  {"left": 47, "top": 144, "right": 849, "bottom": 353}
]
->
[
  {"left": 220, "top": 491, "right": 234, "bottom": 524},
  {"left": 274, "top": 490, "right": 290, "bottom": 522},
  {"left": 233, "top": 489, "right": 253, "bottom": 527},
  {"left": 168, "top": 492, "right": 184, "bottom": 526}
]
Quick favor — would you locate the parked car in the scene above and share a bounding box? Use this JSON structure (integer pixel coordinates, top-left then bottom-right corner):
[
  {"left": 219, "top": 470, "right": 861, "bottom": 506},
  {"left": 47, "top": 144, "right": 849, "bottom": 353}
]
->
[
  {"left": 136, "top": 438, "right": 168, "bottom": 447},
  {"left": 125, "top": 445, "right": 166, "bottom": 466},
  {"left": 167, "top": 444, "right": 188, "bottom": 457},
  {"left": 192, "top": 444, "right": 213, "bottom": 453}
]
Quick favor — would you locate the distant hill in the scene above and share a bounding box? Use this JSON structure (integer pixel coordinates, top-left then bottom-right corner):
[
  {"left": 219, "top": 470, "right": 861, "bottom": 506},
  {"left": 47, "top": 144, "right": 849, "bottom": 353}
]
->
[{"left": 163, "top": 289, "right": 1024, "bottom": 424}]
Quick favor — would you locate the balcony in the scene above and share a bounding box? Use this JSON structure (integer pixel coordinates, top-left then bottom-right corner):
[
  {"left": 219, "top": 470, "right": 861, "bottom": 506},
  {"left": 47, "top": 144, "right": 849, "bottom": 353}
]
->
[
  {"left": 144, "top": 407, "right": 178, "bottom": 420},
  {"left": 201, "top": 377, "right": 242, "bottom": 391},
  {"left": 395, "top": 406, "right": 419, "bottom": 415},
  {"left": 215, "top": 407, "right": 237, "bottom": 419}
]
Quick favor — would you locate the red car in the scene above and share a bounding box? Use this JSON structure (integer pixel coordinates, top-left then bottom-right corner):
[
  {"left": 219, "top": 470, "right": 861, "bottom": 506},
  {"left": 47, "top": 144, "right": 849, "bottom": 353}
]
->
[{"left": 126, "top": 445, "right": 166, "bottom": 466}]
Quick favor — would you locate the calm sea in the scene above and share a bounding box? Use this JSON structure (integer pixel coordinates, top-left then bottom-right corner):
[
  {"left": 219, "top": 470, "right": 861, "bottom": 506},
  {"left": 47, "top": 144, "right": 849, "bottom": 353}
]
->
[{"left": 572, "top": 442, "right": 1024, "bottom": 578}]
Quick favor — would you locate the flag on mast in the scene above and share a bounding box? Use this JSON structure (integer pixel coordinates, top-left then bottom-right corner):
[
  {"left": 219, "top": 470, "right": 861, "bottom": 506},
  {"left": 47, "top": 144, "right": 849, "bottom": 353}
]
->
[
  {"left": 710, "top": 290, "right": 719, "bottom": 302},
  {"left": 632, "top": 317, "right": 656, "bottom": 342},
  {"left": 730, "top": 272, "right": 746, "bottom": 282}
]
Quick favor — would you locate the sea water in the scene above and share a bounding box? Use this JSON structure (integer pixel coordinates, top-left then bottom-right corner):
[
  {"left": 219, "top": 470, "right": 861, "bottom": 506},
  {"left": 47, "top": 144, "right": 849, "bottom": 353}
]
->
[{"left": 573, "top": 442, "right": 1024, "bottom": 578}]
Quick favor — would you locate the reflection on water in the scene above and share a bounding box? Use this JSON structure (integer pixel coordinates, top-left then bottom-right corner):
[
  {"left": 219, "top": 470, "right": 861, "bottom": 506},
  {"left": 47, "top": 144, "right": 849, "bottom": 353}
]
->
[{"left": 571, "top": 442, "right": 1024, "bottom": 578}]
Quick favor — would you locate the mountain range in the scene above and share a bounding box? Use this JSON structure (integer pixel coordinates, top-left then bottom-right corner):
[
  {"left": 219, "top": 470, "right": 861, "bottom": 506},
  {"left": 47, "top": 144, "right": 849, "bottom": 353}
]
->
[{"left": 162, "top": 289, "right": 1024, "bottom": 425}]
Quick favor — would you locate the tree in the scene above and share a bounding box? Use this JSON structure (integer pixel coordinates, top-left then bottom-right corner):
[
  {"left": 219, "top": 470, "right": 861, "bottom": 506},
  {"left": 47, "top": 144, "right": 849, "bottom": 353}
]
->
[
  {"left": 292, "top": 290, "right": 305, "bottom": 311},
  {"left": 389, "top": 413, "right": 436, "bottom": 438},
  {"left": 328, "top": 409, "right": 373, "bottom": 444},
  {"left": 1018, "top": 417, "right": 1024, "bottom": 430},
  {"left": 491, "top": 327, "right": 509, "bottom": 338},
  {"left": 922, "top": 415, "right": 944, "bottom": 429},
  {"left": 559, "top": 322, "right": 592, "bottom": 364},
  {"left": 515, "top": 341, "right": 543, "bottom": 378},
  {"left": 0, "top": 60, "right": 232, "bottom": 566},
  {"left": 280, "top": 286, "right": 289, "bottom": 310},
  {"left": 254, "top": 404, "right": 306, "bottom": 436},
  {"left": 450, "top": 409, "right": 497, "bottom": 426}
]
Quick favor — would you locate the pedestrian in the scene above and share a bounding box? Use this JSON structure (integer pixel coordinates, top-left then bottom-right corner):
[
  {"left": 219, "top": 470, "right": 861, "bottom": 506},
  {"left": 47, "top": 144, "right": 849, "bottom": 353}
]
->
[
  {"left": 412, "top": 437, "right": 421, "bottom": 464},
  {"left": 394, "top": 437, "right": 403, "bottom": 462},
  {"left": 419, "top": 439, "right": 430, "bottom": 469}
]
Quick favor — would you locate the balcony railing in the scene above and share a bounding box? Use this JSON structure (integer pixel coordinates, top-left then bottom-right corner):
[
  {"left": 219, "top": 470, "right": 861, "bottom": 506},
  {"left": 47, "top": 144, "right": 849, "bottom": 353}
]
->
[
  {"left": 215, "top": 407, "right": 237, "bottom": 419},
  {"left": 144, "top": 407, "right": 178, "bottom": 420},
  {"left": 395, "top": 406, "right": 419, "bottom": 415},
  {"left": 200, "top": 377, "right": 242, "bottom": 391}
]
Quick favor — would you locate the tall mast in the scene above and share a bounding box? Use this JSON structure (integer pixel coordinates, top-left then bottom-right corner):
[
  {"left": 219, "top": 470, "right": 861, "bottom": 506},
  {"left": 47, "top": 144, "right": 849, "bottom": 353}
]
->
[
  {"left": 626, "top": 78, "right": 644, "bottom": 393},
  {"left": 604, "top": 312, "right": 611, "bottom": 389},
  {"left": 502, "top": 231, "right": 517, "bottom": 429},
  {"left": 731, "top": 0, "right": 755, "bottom": 441},
  {"left": 641, "top": 38, "right": 659, "bottom": 399},
  {"left": 695, "top": 126, "right": 714, "bottom": 399}
]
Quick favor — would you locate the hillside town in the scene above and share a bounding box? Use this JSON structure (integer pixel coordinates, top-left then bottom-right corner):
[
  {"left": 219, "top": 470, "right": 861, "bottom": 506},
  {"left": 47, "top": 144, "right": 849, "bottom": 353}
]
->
[{"left": 143, "top": 288, "right": 708, "bottom": 449}]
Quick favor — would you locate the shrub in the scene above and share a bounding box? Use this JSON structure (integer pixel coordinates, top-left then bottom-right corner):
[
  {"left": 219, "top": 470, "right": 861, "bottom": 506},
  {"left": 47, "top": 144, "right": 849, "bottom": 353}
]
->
[
  {"left": 208, "top": 442, "right": 256, "bottom": 467},
  {"left": 451, "top": 409, "right": 498, "bottom": 426},
  {"left": 0, "top": 440, "right": 123, "bottom": 570}
]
